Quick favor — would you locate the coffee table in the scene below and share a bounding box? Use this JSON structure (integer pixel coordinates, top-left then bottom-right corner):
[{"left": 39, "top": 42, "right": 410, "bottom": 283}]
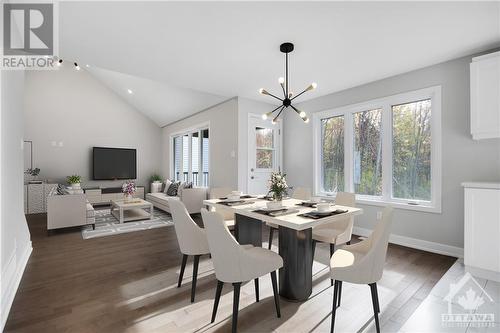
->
[{"left": 110, "top": 199, "right": 154, "bottom": 224}]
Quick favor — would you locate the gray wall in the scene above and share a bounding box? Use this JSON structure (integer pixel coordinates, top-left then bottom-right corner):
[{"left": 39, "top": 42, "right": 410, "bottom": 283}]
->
[
  {"left": 24, "top": 66, "right": 163, "bottom": 188},
  {"left": 284, "top": 50, "right": 500, "bottom": 250},
  {"left": 1, "top": 70, "right": 32, "bottom": 328},
  {"left": 162, "top": 98, "right": 239, "bottom": 189}
]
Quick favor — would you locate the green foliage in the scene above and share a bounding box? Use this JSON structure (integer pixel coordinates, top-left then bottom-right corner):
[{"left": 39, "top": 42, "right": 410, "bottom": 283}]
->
[
  {"left": 150, "top": 174, "right": 163, "bottom": 183},
  {"left": 267, "top": 172, "right": 288, "bottom": 201},
  {"left": 67, "top": 175, "right": 81, "bottom": 184},
  {"left": 26, "top": 167, "right": 40, "bottom": 176}
]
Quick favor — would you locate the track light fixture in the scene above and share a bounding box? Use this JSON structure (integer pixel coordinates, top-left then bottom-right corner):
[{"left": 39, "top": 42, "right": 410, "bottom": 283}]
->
[{"left": 259, "top": 42, "right": 317, "bottom": 123}]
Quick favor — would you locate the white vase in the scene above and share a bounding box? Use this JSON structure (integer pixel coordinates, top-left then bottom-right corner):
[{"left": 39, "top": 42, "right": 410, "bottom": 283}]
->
[
  {"left": 71, "top": 183, "right": 81, "bottom": 189},
  {"left": 267, "top": 200, "right": 283, "bottom": 210},
  {"left": 124, "top": 194, "right": 133, "bottom": 202}
]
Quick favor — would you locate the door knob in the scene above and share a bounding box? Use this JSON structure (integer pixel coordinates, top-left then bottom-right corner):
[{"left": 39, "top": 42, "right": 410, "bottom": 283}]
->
[
  {"left": 251, "top": 176, "right": 254, "bottom": 179},
  {"left": 251, "top": 168, "right": 254, "bottom": 172}
]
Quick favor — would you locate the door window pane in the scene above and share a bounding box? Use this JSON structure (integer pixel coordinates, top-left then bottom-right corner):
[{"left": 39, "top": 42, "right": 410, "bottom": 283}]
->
[
  {"left": 256, "top": 127, "right": 274, "bottom": 148},
  {"left": 191, "top": 132, "right": 199, "bottom": 185},
  {"left": 182, "top": 134, "right": 189, "bottom": 182},
  {"left": 256, "top": 149, "right": 273, "bottom": 169},
  {"left": 392, "top": 99, "right": 432, "bottom": 201},
  {"left": 321, "top": 116, "right": 344, "bottom": 193},
  {"left": 353, "top": 109, "right": 382, "bottom": 196}
]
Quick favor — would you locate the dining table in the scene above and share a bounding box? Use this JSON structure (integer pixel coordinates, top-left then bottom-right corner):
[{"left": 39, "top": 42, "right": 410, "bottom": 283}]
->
[{"left": 203, "top": 196, "right": 363, "bottom": 302}]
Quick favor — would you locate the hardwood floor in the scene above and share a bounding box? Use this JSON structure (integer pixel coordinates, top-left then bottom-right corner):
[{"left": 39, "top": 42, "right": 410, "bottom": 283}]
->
[{"left": 5, "top": 213, "right": 456, "bottom": 333}]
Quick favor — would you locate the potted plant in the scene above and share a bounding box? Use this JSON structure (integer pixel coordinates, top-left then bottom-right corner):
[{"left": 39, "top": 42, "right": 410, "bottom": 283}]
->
[
  {"left": 122, "top": 181, "right": 136, "bottom": 202},
  {"left": 267, "top": 171, "right": 289, "bottom": 209},
  {"left": 150, "top": 174, "right": 163, "bottom": 193},
  {"left": 67, "top": 175, "right": 82, "bottom": 189},
  {"left": 25, "top": 167, "right": 41, "bottom": 183}
]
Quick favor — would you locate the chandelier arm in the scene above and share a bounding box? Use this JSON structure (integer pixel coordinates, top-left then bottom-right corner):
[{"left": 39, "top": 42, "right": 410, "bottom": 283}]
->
[
  {"left": 269, "top": 104, "right": 283, "bottom": 114},
  {"left": 291, "top": 87, "right": 311, "bottom": 101},
  {"left": 290, "top": 105, "right": 302, "bottom": 115},
  {"left": 265, "top": 91, "right": 284, "bottom": 102},
  {"left": 273, "top": 106, "right": 285, "bottom": 122},
  {"left": 280, "top": 82, "right": 286, "bottom": 98}
]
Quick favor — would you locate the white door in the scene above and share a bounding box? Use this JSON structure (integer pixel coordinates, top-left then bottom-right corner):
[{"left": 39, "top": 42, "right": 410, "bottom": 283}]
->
[{"left": 247, "top": 115, "right": 282, "bottom": 195}]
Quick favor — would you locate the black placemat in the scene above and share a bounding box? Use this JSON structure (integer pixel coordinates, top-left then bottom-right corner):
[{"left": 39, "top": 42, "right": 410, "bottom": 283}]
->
[
  {"left": 296, "top": 202, "right": 318, "bottom": 208},
  {"left": 217, "top": 200, "right": 256, "bottom": 206},
  {"left": 252, "top": 208, "right": 300, "bottom": 217},
  {"left": 298, "top": 209, "right": 348, "bottom": 219}
]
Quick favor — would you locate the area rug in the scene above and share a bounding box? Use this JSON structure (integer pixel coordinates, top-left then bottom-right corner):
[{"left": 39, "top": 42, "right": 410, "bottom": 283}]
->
[{"left": 81, "top": 208, "right": 173, "bottom": 239}]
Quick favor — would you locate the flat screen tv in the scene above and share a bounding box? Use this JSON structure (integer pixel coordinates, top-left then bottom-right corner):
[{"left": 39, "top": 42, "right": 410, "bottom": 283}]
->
[{"left": 93, "top": 147, "right": 137, "bottom": 180}]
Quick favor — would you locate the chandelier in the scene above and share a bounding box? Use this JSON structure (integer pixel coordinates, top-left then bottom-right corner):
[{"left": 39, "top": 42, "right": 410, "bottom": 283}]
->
[{"left": 259, "top": 42, "right": 317, "bottom": 124}]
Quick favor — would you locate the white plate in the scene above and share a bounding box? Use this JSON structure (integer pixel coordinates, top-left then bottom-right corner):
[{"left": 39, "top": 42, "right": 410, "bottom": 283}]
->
[{"left": 221, "top": 198, "right": 242, "bottom": 203}]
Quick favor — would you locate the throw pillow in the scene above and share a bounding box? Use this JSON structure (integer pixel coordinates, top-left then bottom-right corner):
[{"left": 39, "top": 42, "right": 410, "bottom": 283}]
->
[
  {"left": 163, "top": 179, "right": 172, "bottom": 193},
  {"left": 166, "top": 181, "right": 180, "bottom": 196}
]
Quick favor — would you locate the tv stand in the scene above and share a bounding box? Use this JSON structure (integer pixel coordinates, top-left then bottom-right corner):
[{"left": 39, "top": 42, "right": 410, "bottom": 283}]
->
[{"left": 84, "top": 186, "right": 144, "bottom": 205}]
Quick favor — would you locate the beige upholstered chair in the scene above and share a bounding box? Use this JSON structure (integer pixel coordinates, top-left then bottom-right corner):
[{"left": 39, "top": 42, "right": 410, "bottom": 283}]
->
[
  {"left": 267, "top": 187, "right": 311, "bottom": 249},
  {"left": 312, "top": 192, "right": 356, "bottom": 286},
  {"left": 201, "top": 208, "right": 283, "bottom": 333},
  {"left": 330, "top": 207, "right": 393, "bottom": 333},
  {"left": 168, "top": 198, "right": 210, "bottom": 303},
  {"left": 209, "top": 187, "right": 235, "bottom": 230}
]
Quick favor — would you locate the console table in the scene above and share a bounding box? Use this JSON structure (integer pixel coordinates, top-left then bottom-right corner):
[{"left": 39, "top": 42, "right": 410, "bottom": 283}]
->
[{"left": 84, "top": 186, "right": 145, "bottom": 205}]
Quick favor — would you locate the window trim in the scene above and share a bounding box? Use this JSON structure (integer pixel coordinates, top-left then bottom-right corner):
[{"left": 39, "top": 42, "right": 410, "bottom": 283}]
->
[
  {"left": 169, "top": 121, "right": 210, "bottom": 187},
  {"left": 313, "top": 86, "right": 442, "bottom": 213}
]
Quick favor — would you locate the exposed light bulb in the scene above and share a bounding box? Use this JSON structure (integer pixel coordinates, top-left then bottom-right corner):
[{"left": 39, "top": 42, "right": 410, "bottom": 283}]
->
[
  {"left": 127, "top": 89, "right": 133, "bottom": 94},
  {"left": 299, "top": 111, "right": 307, "bottom": 118},
  {"left": 74, "top": 62, "right": 80, "bottom": 71},
  {"left": 259, "top": 88, "right": 265, "bottom": 94},
  {"left": 311, "top": 82, "right": 317, "bottom": 89},
  {"left": 271, "top": 119, "right": 277, "bottom": 125},
  {"left": 304, "top": 117, "right": 310, "bottom": 123},
  {"left": 288, "top": 92, "right": 293, "bottom": 98},
  {"left": 278, "top": 77, "right": 285, "bottom": 84},
  {"left": 261, "top": 113, "right": 268, "bottom": 120}
]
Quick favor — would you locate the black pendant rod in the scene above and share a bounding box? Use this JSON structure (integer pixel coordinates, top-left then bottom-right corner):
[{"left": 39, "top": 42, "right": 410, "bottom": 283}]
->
[{"left": 285, "top": 52, "right": 289, "bottom": 96}]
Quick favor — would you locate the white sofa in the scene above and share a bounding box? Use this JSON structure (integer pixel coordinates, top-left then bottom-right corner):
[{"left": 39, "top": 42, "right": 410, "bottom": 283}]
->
[
  {"left": 146, "top": 187, "right": 207, "bottom": 214},
  {"left": 47, "top": 187, "right": 95, "bottom": 232}
]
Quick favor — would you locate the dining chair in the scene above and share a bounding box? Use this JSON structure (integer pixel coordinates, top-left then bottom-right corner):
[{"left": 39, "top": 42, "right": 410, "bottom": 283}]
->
[
  {"left": 329, "top": 206, "right": 393, "bottom": 333},
  {"left": 168, "top": 198, "right": 210, "bottom": 303},
  {"left": 201, "top": 208, "right": 283, "bottom": 333},
  {"left": 209, "top": 187, "right": 236, "bottom": 230},
  {"left": 266, "top": 186, "right": 311, "bottom": 250},
  {"left": 312, "top": 192, "right": 356, "bottom": 286}
]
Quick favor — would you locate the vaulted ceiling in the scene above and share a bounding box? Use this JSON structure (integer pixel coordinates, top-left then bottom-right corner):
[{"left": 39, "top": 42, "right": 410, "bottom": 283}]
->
[{"left": 58, "top": 1, "right": 500, "bottom": 126}]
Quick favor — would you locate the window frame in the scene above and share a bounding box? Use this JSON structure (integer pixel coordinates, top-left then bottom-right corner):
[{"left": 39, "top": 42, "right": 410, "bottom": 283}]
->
[
  {"left": 169, "top": 121, "right": 210, "bottom": 187},
  {"left": 313, "top": 86, "right": 442, "bottom": 213}
]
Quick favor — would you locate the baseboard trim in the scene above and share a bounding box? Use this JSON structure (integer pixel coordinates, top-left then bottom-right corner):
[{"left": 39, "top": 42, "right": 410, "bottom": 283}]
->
[
  {"left": 353, "top": 226, "right": 463, "bottom": 258},
  {"left": 1, "top": 241, "right": 32, "bottom": 331}
]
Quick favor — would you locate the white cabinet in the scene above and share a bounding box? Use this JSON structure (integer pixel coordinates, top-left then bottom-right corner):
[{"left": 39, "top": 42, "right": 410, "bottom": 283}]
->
[
  {"left": 463, "top": 182, "right": 500, "bottom": 281},
  {"left": 470, "top": 51, "right": 500, "bottom": 140},
  {"left": 26, "top": 183, "right": 57, "bottom": 214}
]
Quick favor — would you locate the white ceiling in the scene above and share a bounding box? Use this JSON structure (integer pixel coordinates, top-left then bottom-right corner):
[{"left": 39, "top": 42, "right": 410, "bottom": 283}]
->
[
  {"left": 58, "top": 1, "right": 500, "bottom": 125},
  {"left": 87, "top": 66, "right": 227, "bottom": 127}
]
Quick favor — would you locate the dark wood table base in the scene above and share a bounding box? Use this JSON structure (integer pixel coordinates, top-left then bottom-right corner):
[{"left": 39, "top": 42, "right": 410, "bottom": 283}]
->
[{"left": 234, "top": 213, "right": 313, "bottom": 302}]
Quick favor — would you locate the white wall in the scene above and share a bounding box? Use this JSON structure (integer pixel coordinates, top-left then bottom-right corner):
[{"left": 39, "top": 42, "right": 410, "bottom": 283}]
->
[
  {"left": 1, "top": 69, "right": 32, "bottom": 330},
  {"left": 162, "top": 98, "right": 239, "bottom": 189},
  {"left": 284, "top": 50, "right": 500, "bottom": 255},
  {"left": 24, "top": 66, "right": 162, "bottom": 188}
]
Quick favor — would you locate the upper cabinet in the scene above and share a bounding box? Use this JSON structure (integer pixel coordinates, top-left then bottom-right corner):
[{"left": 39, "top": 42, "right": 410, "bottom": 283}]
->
[{"left": 470, "top": 51, "right": 500, "bottom": 140}]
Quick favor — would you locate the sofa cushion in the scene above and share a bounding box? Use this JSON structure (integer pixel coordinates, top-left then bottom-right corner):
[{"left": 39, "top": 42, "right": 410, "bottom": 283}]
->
[
  {"left": 166, "top": 181, "right": 181, "bottom": 196},
  {"left": 163, "top": 179, "right": 173, "bottom": 194},
  {"left": 86, "top": 203, "right": 95, "bottom": 218}
]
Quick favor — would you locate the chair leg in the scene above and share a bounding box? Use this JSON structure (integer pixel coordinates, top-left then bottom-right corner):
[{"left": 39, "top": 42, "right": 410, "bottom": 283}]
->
[
  {"left": 268, "top": 227, "right": 275, "bottom": 250},
  {"left": 331, "top": 280, "right": 339, "bottom": 333},
  {"left": 254, "top": 278, "right": 259, "bottom": 302},
  {"left": 178, "top": 254, "right": 188, "bottom": 288},
  {"left": 337, "top": 281, "right": 342, "bottom": 308},
  {"left": 369, "top": 283, "right": 381, "bottom": 333},
  {"left": 373, "top": 283, "right": 380, "bottom": 313},
  {"left": 270, "top": 271, "right": 281, "bottom": 318},
  {"left": 232, "top": 282, "right": 242, "bottom": 333},
  {"left": 191, "top": 255, "right": 200, "bottom": 303},
  {"left": 346, "top": 240, "right": 351, "bottom": 245},
  {"left": 211, "top": 280, "right": 224, "bottom": 323},
  {"left": 330, "top": 244, "right": 335, "bottom": 286}
]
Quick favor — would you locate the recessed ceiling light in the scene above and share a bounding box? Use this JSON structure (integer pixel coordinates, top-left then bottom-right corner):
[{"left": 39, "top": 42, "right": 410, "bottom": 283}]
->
[
  {"left": 85, "top": 64, "right": 90, "bottom": 68},
  {"left": 127, "top": 89, "right": 133, "bottom": 94}
]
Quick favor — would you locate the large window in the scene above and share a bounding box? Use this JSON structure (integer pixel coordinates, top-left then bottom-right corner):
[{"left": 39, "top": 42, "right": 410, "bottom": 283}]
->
[
  {"left": 314, "top": 87, "right": 441, "bottom": 212},
  {"left": 171, "top": 125, "right": 209, "bottom": 187}
]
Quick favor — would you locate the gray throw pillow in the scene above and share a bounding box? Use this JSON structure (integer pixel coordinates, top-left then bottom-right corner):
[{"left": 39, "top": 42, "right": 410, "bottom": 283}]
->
[
  {"left": 163, "top": 179, "right": 172, "bottom": 193},
  {"left": 166, "top": 181, "right": 180, "bottom": 196}
]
